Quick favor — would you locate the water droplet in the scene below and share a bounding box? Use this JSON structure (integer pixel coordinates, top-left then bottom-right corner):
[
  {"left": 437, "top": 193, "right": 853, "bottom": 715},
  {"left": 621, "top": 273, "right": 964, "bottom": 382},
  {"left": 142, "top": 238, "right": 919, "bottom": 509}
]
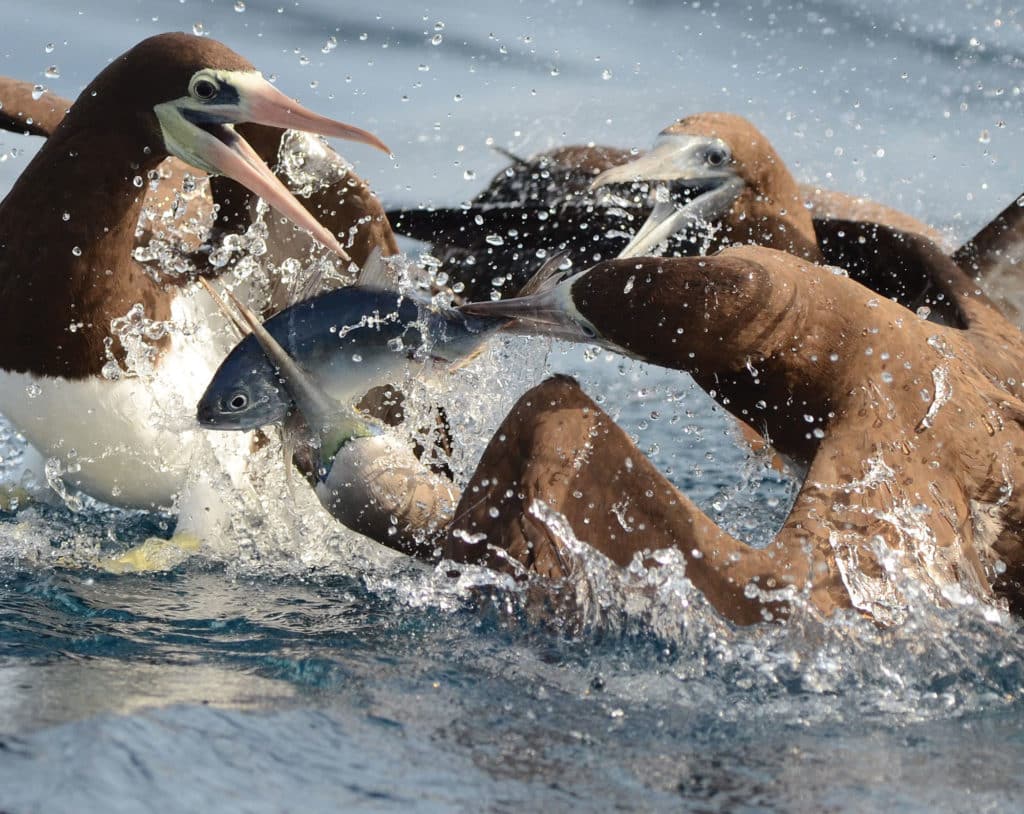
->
[
  {"left": 61, "top": 211, "right": 70, "bottom": 222},
  {"left": 453, "top": 93, "right": 463, "bottom": 102},
  {"left": 132, "top": 175, "right": 144, "bottom": 188},
  {"left": 812, "top": 428, "right": 826, "bottom": 439},
  {"left": 434, "top": 20, "right": 445, "bottom": 31},
  {"left": 875, "top": 147, "right": 885, "bottom": 158},
  {"left": 31, "top": 85, "right": 45, "bottom": 101},
  {"left": 234, "top": 0, "right": 246, "bottom": 11},
  {"left": 488, "top": 506, "right": 500, "bottom": 518},
  {"left": 298, "top": 54, "right": 310, "bottom": 66},
  {"left": 485, "top": 234, "right": 505, "bottom": 246},
  {"left": 418, "top": 63, "right": 429, "bottom": 72},
  {"left": 550, "top": 66, "right": 560, "bottom": 77},
  {"left": 44, "top": 66, "right": 59, "bottom": 79},
  {"left": 431, "top": 33, "right": 443, "bottom": 46},
  {"left": 463, "top": 169, "right": 476, "bottom": 180},
  {"left": 44, "top": 43, "right": 55, "bottom": 54},
  {"left": 192, "top": 22, "right": 205, "bottom": 36},
  {"left": 803, "top": 414, "right": 815, "bottom": 423},
  {"left": 979, "top": 129, "right": 991, "bottom": 144},
  {"left": 71, "top": 245, "right": 82, "bottom": 257},
  {"left": 321, "top": 36, "right": 337, "bottom": 53},
  {"left": 352, "top": 353, "right": 362, "bottom": 363},
  {"left": 601, "top": 69, "right": 612, "bottom": 80},
  {"left": 359, "top": 32, "right": 368, "bottom": 41},
  {"left": 25, "top": 383, "right": 41, "bottom": 398}
]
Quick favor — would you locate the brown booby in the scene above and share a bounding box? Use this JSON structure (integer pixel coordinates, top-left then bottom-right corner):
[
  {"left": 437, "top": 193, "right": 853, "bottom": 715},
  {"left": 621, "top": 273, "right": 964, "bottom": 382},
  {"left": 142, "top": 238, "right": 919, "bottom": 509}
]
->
[
  {"left": 591, "top": 112, "right": 943, "bottom": 261},
  {"left": 0, "top": 76, "right": 399, "bottom": 301},
  {"left": 587, "top": 112, "right": 1024, "bottom": 330},
  {"left": 0, "top": 34, "right": 389, "bottom": 538},
  {"left": 384, "top": 117, "right": 946, "bottom": 302},
  {"left": 454, "top": 246, "right": 1024, "bottom": 623},
  {"left": 386, "top": 145, "right": 643, "bottom": 301}
]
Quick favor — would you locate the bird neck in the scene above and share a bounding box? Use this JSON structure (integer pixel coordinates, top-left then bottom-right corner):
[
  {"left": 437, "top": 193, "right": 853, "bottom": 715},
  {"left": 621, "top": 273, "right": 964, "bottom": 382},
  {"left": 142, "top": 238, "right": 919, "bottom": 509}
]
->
[
  {"left": 719, "top": 179, "right": 821, "bottom": 260},
  {"left": 0, "top": 116, "right": 171, "bottom": 378}
]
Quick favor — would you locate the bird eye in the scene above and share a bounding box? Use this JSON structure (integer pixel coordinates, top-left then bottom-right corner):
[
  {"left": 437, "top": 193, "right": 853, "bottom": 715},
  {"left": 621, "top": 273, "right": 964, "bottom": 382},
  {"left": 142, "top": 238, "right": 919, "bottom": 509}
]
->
[
  {"left": 190, "top": 77, "right": 219, "bottom": 101},
  {"left": 227, "top": 392, "right": 249, "bottom": 411},
  {"left": 705, "top": 146, "right": 730, "bottom": 167},
  {"left": 580, "top": 324, "right": 597, "bottom": 339}
]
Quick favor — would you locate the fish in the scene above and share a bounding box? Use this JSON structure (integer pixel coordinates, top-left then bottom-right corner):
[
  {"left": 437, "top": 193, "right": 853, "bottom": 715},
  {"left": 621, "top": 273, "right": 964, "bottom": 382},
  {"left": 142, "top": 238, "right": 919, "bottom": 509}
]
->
[
  {"left": 213, "top": 282, "right": 460, "bottom": 555},
  {"left": 196, "top": 251, "right": 565, "bottom": 431}
]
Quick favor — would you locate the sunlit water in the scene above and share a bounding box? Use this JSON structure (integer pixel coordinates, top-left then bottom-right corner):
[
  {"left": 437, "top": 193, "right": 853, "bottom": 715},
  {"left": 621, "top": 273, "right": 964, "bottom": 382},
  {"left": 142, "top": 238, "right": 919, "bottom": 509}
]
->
[{"left": 2, "top": 1, "right": 1024, "bottom": 811}]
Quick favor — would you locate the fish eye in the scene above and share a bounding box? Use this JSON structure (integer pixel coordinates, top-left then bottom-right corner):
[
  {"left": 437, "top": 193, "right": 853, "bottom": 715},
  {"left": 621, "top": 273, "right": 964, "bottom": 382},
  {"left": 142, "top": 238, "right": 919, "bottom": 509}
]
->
[
  {"left": 189, "top": 74, "right": 220, "bottom": 102},
  {"left": 705, "top": 146, "right": 730, "bottom": 168},
  {"left": 226, "top": 392, "right": 249, "bottom": 411}
]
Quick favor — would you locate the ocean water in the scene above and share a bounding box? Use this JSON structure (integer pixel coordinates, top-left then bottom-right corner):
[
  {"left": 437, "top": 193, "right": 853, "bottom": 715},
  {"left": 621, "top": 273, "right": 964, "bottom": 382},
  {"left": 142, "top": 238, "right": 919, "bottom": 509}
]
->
[{"left": 1, "top": 0, "right": 1024, "bottom": 811}]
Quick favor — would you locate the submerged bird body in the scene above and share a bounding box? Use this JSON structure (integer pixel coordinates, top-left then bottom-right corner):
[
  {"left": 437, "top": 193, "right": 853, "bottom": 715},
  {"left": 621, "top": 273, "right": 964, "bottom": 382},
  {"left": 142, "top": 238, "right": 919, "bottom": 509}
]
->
[
  {"left": 197, "top": 284, "right": 496, "bottom": 431},
  {"left": 0, "top": 33, "right": 389, "bottom": 516}
]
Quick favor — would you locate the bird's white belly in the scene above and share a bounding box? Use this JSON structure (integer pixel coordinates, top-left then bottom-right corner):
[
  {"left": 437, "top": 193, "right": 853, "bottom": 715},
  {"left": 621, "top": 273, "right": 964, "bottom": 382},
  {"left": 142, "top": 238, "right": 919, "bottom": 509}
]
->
[{"left": 0, "top": 292, "right": 248, "bottom": 509}]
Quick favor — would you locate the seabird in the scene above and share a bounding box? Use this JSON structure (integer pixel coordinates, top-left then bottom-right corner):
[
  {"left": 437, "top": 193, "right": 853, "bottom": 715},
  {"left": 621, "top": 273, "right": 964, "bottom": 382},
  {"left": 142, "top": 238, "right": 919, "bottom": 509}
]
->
[
  {"left": 0, "top": 75, "right": 399, "bottom": 301},
  {"left": 386, "top": 145, "right": 650, "bottom": 301},
  {"left": 0, "top": 34, "right": 389, "bottom": 542},
  {"left": 455, "top": 245, "right": 1024, "bottom": 622},
  {"left": 384, "top": 115, "right": 946, "bottom": 301},
  {"left": 592, "top": 112, "right": 943, "bottom": 260}
]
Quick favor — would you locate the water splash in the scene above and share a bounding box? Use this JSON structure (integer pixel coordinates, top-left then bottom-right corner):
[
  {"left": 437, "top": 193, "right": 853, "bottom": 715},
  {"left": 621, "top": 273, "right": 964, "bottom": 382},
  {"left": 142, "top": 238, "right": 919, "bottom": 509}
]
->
[
  {"left": 277, "top": 130, "right": 352, "bottom": 198},
  {"left": 917, "top": 364, "right": 952, "bottom": 432}
]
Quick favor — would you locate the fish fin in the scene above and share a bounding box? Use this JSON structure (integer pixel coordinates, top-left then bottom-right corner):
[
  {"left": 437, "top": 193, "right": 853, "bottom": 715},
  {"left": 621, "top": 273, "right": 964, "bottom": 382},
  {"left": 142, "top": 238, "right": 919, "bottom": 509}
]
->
[
  {"left": 198, "top": 277, "right": 250, "bottom": 338},
  {"left": 443, "top": 342, "right": 489, "bottom": 373},
  {"left": 354, "top": 246, "right": 398, "bottom": 292},
  {"left": 954, "top": 191, "right": 1024, "bottom": 326},
  {"left": 514, "top": 251, "right": 575, "bottom": 297}
]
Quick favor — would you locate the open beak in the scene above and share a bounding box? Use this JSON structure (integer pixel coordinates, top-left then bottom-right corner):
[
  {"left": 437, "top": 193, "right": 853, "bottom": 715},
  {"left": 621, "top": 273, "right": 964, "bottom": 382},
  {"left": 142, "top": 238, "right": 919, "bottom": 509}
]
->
[
  {"left": 155, "top": 71, "right": 391, "bottom": 263},
  {"left": 590, "top": 134, "right": 743, "bottom": 259}
]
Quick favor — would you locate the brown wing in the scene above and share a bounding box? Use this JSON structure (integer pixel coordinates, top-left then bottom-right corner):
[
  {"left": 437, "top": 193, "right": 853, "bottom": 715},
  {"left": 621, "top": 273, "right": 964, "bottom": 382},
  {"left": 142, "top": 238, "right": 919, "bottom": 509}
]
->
[
  {"left": 953, "top": 193, "right": 1024, "bottom": 326},
  {"left": 0, "top": 77, "right": 70, "bottom": 138}
]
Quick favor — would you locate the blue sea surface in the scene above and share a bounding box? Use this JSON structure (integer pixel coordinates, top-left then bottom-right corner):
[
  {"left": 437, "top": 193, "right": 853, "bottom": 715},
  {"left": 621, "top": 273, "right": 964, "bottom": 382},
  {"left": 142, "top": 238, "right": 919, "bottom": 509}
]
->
[{"left": 2, "top": 1, "right": 1024, "bottom": 811}]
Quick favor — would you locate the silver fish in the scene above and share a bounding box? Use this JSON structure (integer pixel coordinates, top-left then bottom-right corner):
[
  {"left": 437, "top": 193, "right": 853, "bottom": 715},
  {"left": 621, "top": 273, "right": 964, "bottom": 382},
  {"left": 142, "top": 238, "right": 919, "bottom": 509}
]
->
[
  {"left": 216, "top": 286, "right": 460, "bottom": 553},
  {"left": 196, "top": 285, "right": 495, "bottom": 431},
  {"left": 197, "top": 251, "right": 566, "bottom": 431}
]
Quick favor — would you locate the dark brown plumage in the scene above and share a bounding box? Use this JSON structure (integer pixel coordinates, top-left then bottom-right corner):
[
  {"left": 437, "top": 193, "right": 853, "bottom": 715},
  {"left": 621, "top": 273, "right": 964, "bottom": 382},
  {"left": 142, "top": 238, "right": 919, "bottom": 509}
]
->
[
  {"left": 451, "top": 245, "right": 1024, "bottom": 623},
  {"left": 0, "top": 35, "right": 253, "bottom": 377},
  {"left": 0, "top": 78, "right": 69, "bottom": 137},
  {"left": 0, "top": 36, "right": 395, "bottom": 378}
]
